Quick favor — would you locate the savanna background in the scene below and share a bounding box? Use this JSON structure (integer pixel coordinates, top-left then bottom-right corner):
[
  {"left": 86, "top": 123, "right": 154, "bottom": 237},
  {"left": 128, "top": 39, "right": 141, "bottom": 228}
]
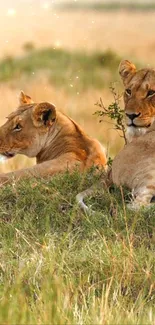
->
[
  {"left": 0, "top": 1, "right": 155, "bottom": 324},
  {"left": 1, "top": 0, "right": 155, "bottom": 172}
]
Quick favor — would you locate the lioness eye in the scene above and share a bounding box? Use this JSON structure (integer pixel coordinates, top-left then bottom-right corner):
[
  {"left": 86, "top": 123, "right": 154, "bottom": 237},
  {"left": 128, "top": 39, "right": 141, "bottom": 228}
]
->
[
  {"left": 125, "top": 89, "right": 131, "bottom": 96},
  {"left": 13, "top": 124, "right": 22, "bottom": 132},
  {"left": 147, "top": 89, "right": 155, "bottom": 97}
]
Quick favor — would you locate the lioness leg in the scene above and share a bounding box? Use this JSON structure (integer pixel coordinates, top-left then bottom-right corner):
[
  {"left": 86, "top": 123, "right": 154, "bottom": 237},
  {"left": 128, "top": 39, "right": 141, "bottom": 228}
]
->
[
  {"left": 76, "top": 168, "right": 111, "bottom": 214},
  {"left": 0, "top": 153, "right": 83, "bottom": 185},
  {"left": 76, "top": 185, "right": 98, "bottom": 214}
]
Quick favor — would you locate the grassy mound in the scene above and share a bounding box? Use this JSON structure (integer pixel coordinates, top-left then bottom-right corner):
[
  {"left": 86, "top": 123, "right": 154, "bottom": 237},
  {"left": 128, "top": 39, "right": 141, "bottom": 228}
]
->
[{"left": 0, "top": 169, "right": 155, "bottom": 324}]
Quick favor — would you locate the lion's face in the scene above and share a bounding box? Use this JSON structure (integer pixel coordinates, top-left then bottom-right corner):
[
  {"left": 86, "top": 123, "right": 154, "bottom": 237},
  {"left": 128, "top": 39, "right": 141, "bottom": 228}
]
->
[
  {"left": 119, "top": 60, "right": 155, "bottom": 141},
  {"left": 0, "top": 91, "right": 56, "bottom": 159}
]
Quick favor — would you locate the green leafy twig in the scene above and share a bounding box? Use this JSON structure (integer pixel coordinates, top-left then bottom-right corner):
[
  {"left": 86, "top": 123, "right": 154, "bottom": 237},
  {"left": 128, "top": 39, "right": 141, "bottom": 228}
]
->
[{"left": 95, "top": 85, "right": 127, "bottom": 144}]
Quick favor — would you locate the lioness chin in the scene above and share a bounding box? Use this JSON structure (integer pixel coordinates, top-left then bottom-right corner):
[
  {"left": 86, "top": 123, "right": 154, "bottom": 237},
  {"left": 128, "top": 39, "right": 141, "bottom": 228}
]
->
[{"left": 0, "top": 91, "right": 106, "bottom": 184}]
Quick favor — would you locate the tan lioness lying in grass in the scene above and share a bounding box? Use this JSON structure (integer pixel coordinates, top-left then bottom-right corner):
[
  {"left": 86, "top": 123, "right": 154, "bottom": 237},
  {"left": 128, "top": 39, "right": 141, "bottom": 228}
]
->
[
  {"left": 77, "top": 60, "right": 155, "bottom": 211},
  {"left": 0, "top": 92, "right": 106, "bottom": 184}
]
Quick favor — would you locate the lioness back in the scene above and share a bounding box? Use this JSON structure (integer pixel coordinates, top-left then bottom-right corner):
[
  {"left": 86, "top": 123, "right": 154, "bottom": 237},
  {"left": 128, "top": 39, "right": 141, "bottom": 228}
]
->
[{"left": 52, "top": 112, "right": 106, "bottom": 169}]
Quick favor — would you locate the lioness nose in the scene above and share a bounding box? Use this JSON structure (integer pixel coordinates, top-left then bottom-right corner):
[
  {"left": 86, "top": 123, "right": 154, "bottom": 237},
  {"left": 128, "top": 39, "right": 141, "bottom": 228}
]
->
[{"left": 126, "top": 112, "right": 140, "bottom": 121}]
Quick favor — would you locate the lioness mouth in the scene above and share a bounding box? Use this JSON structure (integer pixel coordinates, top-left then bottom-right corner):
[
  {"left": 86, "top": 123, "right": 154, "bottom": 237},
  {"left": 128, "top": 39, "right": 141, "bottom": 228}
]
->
[
  {"left": 128, "top": 123, "right": 151, "bottom": 128},
  {"left": 2, "top": 152, "right": 15, "bottom": 159}
]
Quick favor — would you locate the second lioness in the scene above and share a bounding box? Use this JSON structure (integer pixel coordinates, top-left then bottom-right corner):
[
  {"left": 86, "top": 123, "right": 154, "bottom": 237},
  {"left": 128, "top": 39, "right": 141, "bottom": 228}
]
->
[
  {"left": 0, "top": 92, "right": 106, "bottom": 183},
  {"left": 77, "top": 60, "right": 155, "bottom": 211}
]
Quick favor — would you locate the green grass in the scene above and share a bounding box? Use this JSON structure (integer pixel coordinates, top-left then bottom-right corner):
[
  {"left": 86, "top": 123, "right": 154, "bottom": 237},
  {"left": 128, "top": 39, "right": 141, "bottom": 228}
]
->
[
  {"left": 57, "top": 1, "right": 155, "bottom": 11},
  {"left": 0, "top": 169, "right": 155, "bottom": 324},
  {"left": 0, "top": 48, "right": 121, "bottom": 91}
]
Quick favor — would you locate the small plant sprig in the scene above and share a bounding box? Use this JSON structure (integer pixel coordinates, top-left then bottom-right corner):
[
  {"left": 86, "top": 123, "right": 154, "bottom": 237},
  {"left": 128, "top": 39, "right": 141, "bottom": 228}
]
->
[
  {"left": 95, "top": 85, "right": 127, "bottom": 144},
  {"left": 107, "top": 156, "right": 113, "bottom": 167}
]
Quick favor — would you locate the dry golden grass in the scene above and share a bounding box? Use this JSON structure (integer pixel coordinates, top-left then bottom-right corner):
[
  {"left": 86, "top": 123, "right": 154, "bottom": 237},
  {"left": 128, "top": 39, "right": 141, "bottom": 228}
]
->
[{"left": 0, "top": 8, "right": 155, "bottom": 63}]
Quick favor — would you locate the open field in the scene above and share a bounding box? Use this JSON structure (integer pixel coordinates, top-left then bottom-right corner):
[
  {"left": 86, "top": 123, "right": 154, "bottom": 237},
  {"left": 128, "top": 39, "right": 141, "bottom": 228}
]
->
[{"left": 1, "top": 9, "right": 155, "bottom": 62}]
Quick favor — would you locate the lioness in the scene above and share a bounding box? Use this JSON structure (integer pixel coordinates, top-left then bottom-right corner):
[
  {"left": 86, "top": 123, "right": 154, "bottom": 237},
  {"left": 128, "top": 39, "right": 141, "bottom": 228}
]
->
[
  {"left": 77, "top": 60, "right": 155, "bottom": 211},
  {"left": 119, "top": 60, "right": 155, "bottom": 142},
  {"left": 0, "top": 91, "right": 106, "bottom": 183}
]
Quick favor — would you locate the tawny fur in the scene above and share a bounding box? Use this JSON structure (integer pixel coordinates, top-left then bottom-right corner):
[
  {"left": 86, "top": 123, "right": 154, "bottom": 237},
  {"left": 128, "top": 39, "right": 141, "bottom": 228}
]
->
[
  {"left": 77, "top": 60, "right": 155, "bottom": 211},
  {"left": 111, "top": 60, "right": 155, "bottom": 208},
  {"left": 112, "top": 121, "right": 155, "bottom": 209},
  {"left": 119, "top": 60, "right": 155, "bottom": 142},
  {"left": 0, "top": 92, "right": 106, "bottom": 184}
]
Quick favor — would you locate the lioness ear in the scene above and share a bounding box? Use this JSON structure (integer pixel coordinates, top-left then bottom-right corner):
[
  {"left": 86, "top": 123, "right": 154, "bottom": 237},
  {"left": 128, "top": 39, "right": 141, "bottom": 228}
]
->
[
  {"left": 32, "top": 102, "right": 56, "bottom": 127},
  {"left": 119, "top": 60, "right": 136, "bottom": 82},
  {"left": 19, "top": 91, "right": 34, "bottom": 105}
]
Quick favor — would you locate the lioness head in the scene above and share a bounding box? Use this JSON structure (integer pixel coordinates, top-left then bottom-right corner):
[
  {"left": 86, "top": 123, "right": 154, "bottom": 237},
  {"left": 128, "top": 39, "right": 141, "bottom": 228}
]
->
[
  {"left": 0, "top": 91, "right": 56, "bottom": 159},
  {"left": 119, "top": 60, "right": 155, "bottom": 141}
]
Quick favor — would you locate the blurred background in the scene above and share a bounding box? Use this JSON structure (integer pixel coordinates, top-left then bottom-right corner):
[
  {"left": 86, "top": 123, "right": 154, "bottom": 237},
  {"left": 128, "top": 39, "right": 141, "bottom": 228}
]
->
[{"left": 0, "top": 0, "right": 154, "bottom": 173}]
